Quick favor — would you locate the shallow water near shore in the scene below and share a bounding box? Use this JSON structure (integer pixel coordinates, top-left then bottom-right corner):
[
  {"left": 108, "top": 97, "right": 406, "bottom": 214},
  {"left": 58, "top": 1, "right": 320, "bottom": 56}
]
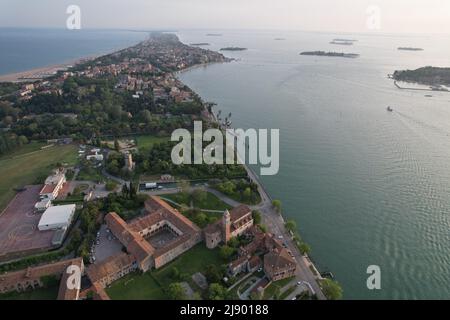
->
[{"left": 177, "top": 30, "right": 450, "bottom": 299}]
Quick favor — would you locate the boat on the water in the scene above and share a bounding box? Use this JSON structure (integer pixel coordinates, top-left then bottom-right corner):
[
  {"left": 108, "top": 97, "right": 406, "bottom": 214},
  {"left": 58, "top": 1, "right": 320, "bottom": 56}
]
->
[{"left": 387, "top": 106, "right": 393, "bottom": 112}]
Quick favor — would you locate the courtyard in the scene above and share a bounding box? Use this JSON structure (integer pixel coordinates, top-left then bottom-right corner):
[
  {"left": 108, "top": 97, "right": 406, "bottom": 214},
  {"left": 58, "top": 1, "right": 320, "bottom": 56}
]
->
[{"left": 146, "top": 228, "right": 178, "bottom": 249}]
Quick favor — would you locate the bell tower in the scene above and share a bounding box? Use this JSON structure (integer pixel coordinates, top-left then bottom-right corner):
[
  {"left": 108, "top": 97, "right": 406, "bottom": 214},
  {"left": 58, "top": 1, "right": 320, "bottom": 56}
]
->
[{"left": 223, "top": 210, "right": 231, "bottom": 243}]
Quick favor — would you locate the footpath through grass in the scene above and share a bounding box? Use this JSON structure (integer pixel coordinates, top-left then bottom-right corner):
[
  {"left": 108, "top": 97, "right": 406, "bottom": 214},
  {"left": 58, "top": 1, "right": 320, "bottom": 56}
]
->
[{"left": 0, "top": 144, "right": 78, "bottom": 211}]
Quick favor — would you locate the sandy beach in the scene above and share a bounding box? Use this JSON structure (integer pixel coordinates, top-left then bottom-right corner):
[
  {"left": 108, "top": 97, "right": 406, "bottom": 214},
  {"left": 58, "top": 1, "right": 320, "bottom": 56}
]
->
[{"left": 0, "top": 61, "right": 80, "bottom": 83}]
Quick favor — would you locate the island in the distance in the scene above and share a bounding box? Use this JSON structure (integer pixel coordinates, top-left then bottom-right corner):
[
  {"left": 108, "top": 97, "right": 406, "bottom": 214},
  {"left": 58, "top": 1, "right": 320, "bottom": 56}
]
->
[
  {"left": 398, "top": 47, "right": 424, "bottom": 51},
  {"left": 190, "top": 43, "right": 210, "bottom": 46},
  {"left": 206, "top": 33, "right": 222, "bottom": 36},
  {"left": 393, "top": 66, "right": 450, "bottom": 89},
  {"left": 300, "top": 51, "right": 359, "bottom": 58},
  {"left": 220, "top": 47, "right": 248, "bottom": 51},
  {"left": 330, "top": 39, "right": 357, "bottom": 46}
]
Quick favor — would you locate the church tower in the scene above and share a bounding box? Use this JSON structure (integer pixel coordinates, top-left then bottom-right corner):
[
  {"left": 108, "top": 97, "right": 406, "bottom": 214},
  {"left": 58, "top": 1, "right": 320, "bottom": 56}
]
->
[{"left": 222, "top": 210, "right": 231, "bottom": 243}]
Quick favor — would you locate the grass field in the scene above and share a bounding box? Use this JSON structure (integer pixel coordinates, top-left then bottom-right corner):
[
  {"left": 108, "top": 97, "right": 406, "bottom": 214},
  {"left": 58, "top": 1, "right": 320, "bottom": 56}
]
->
[
  {"left": 135, "top": 135, "right": 170, "bottom": 151},
  {"left": 163, "top": 192, "right": 232, "bottom": 211},
  {"left": 263, "top": 277, "right": 295, "bottom": 299},
  {"left": 0, "top": 286, "right": 58, "bottom": 300},
  {"left": 107, "top": 244, "right": 223, "bottom": 300},
  {"left": 106, "top": 272, "right": 167, "bottom": 300},
  {"left": 0, "top": 141, "right": 48, "bottom": 160},
  {"left": 152, "top": 244, "right": 223, "bottom": 288},
  {"left": 0, "top": 144, "right": 78, "bottom": 211}
]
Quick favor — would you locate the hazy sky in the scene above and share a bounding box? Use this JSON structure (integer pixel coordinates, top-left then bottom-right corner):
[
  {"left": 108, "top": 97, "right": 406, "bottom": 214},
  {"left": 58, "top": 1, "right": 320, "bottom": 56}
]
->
[{"left": 1, "top": 0, "right": 450, "bottom": 34}]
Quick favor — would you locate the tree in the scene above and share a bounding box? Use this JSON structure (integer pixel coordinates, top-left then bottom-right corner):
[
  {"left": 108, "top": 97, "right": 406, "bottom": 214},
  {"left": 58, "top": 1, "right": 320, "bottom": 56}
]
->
[
  {"left": 252, "top": 210, "right": 262, "bottom": 225},
  {"left": 167, "top": 282, "right": 187, "bottom": 300},
  {"left": 114, "top": 139, "right": 120, "bottom": 151},
  {"left": 285, "top": 219, "right": 297, "bottom": 232},
  {"left": 243, "top": 187, "right": 252, "bottom": 200},
  {"left": 227, "top": 237, "right": 240, "bottom": 248},
  {"left": 170, "top": 267, "right": 180, "bottom": 280},
  {"left": 193, "top": 212, "right": 208, "bottom": 228},
  {"left": 18, "top": 135, "right": 28, "bottom": 145},
  {"left": 140, "top": 109, "right": 152, "bottom": 123},
  {"left": 258, "top": 224, "right": 268, "bottom": 233},
  {"left": 220, "top": 245, "right": 235, "bottom": 261},
  {"left": 205, "top": 264, "right": 222, "bottom": 283},
  {"left": 272, "top": 199, "right": 282, "bottom": 213},
  {"left": 105, "top": 181, "right": 117, "bottom": 191},
  {"left": 129, "top": 181, "right": 137, "bottom": 199},
  {"left": 320, "top": 279, "right": 343, "bottom": 300},
  {"left": 107, "top": 159, "right": 120, "bottom": 175},
  {"left": 208, "top": 283, "right": 228, "bottom": 300},
  {"left": 298, "top": 242, "right": 311, "bottom": 255},
  {"left": 177, "top": 180, "right": 191, "bottom": 196},
  {"left": 121, "top": 183, "right": 129, "bottom": 198},
  {"left": 192, "top": 189, "right": 207, "bottom": 206}
]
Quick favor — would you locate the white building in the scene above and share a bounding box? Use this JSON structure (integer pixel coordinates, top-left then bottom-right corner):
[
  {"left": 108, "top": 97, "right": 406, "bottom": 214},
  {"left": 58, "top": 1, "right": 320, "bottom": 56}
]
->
[
  {"left": 40, "top": 172, "right": 66, "bottom": 200},
  {"left": 38, "top": 204, "right": 76, "bottom": 231},
  {"left": 35, "top": 199, "right": 52, "bottom": 212},
  {"left": 86, "top": 154, "right": 104, "bottom": 161}
]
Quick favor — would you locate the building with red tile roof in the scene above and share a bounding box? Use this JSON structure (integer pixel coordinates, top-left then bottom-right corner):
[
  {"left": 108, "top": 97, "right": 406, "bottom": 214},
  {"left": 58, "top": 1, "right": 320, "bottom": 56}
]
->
[
  {"left": 204, "top": 205, "right": 253, "bottom": 249},
  {"left": 0, "top": 258, "right": 84, "bottom": 300}
]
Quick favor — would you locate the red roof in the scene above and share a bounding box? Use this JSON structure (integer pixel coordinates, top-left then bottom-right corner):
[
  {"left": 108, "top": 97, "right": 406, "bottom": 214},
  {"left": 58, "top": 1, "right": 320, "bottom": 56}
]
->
[{"left": 40, "top": 184, "right": 56, "bottom": 194}]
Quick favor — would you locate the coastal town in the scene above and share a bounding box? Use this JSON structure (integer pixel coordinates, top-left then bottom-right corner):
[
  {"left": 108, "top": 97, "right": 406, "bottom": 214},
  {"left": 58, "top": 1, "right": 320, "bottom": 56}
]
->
[{"left": 0, "top": 33, "right": 339, "bottom": 301}]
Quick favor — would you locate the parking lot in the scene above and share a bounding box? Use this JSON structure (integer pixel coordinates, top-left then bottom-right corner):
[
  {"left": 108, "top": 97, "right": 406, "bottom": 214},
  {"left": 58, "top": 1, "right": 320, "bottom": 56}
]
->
[
  {"left": 0, "top": 185, "right": 56, "bottom": 259},
  {"left": 92, "top": 224, "right": 123, "bottom": 263}
]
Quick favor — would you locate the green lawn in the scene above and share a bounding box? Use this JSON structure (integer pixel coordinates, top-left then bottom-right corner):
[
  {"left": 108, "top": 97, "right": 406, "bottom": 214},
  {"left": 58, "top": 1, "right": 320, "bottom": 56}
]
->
[
  {"left": 0, "top": 144, "right": 78, "bottom": 211},
  {"left": 106, "top": 272, "right": 167, "bottom": 300},
  {"left": 76, "top": 167, "right": 104, "bottom": 182},
  {"left": 280, "top": 285, "right": 297, "bottom": 300},
  {"left": 263, "top": 277, "right": 295, "bottom": 299},
  {"left": 0, "top": 286, "right": 58, "bottom": 300},
  {"left": 153, "top": 244, "right": 223, "bottom": 287},
  {"left": 107, "top": 244, "right": 223, "bottom": 300},
  {"left": 0, "top": 141, "right": 48, "bottom": 160},
  {"left": 163, "top": 192, "right": 232, "bottom": 211},
  {"left": 135, "top": 135, "right": 170, "bottom": 151}
]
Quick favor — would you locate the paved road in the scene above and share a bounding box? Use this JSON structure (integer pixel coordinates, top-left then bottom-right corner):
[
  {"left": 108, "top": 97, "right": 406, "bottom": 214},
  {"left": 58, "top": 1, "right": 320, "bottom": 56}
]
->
[{"left": 242, "top": 165, "right": 326, "bottom": 300}]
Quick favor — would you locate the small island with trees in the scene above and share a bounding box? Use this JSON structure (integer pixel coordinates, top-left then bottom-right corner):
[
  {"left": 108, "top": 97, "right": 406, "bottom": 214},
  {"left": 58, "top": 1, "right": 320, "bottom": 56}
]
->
[
  {"left": 393, "top": 66, "right": 450, "bottom": 87},
  {"left": 398, "top": 47, "right": 424, "bottom": 51},
  {"left": 220, "top": 47, "right": 248, "bottom": 51},
  {"left": 300, "top": 51, "right": 359, "bottom": 58},
  {"left": 190, "top": 43, "right": 210, "bottom": 46},
  {"left": 330, "top": 39, "right": 357, "bottom": 46}
]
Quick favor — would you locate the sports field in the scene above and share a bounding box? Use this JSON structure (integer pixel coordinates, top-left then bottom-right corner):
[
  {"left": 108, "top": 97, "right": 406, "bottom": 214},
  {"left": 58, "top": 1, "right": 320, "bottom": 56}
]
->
[{"left": 0, "top": 144, "right": 78, "bottom": 211}]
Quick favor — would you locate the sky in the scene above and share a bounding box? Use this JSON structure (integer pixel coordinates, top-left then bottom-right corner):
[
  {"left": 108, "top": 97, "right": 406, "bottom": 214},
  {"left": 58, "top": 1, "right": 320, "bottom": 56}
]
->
[{"left": 1, "top": 0, "right": 450, "bottom": 34}]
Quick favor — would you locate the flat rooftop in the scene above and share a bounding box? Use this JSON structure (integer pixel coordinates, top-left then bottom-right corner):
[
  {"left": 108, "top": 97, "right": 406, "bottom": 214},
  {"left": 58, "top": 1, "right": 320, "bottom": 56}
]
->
[{"left": 0, "top": 185, "right": 57, "bottom": 260}]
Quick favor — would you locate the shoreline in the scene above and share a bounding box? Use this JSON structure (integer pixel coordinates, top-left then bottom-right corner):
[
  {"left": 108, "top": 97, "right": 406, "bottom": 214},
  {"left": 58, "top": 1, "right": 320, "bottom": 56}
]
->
[
  {"left": 177, "top": 54, "right": 326, "bottom": 298},
  {"left": 0, "top": 60, "right": 81, "bottom": 83},
  {"left": 0, "top": 39, "right": 147, "bottom": 83}
]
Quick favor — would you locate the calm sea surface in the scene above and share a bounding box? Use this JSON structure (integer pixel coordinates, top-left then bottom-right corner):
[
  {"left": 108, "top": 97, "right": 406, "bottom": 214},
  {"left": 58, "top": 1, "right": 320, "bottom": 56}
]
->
[
  {"left": 177, "top": 30, "right": 450, "bottom": 299},
  {"left": 1, "top": 28, "right": 450, "bottom": 299},
  {"left": 0, "top": 28, "right": 147, "bottom": 75}
]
